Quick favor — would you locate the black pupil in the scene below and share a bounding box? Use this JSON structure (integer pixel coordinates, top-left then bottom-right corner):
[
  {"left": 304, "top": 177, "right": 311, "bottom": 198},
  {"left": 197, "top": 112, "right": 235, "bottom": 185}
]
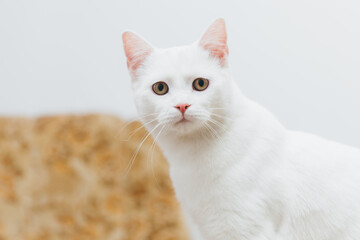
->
[
  {"left": 158, "top": 83, "right": 164, "bottom": 91},
  {"left": 198, "top": 79, "right": 204, "bottom": 87}
]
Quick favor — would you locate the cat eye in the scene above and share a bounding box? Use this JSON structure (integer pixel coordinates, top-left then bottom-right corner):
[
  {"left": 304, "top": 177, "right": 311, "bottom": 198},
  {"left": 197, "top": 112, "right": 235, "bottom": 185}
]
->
[
  {"left": 152, "top": 81, "right": 169, "bottom": 95},
  {"left": 192, "top": 78, "right": 209, "bottom": 91}
]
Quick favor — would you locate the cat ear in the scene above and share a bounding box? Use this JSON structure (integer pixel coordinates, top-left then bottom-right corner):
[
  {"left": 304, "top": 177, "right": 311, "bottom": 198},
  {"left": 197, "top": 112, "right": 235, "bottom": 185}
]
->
[
  {"left": 199, "top": 18, "right": 229, "bottom": 66},
  {"left": 122, "top": 31, "right": 153, "bottom": 77}
]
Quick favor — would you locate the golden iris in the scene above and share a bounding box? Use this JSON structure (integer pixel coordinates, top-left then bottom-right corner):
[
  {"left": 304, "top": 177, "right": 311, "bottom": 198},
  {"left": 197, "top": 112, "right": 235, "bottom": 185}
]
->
[
  {"left": 193, "top": 78, "right": 209, "bottom": 91},
  {"left": 152, "top": 81, "right": 169, "bottom": 95}
]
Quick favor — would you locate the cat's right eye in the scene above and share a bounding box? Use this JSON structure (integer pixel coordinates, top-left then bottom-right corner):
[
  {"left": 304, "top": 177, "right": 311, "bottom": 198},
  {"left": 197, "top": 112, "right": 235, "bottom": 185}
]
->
[{"left": 152, "top": 81, "right": 169, "bottom": 95}]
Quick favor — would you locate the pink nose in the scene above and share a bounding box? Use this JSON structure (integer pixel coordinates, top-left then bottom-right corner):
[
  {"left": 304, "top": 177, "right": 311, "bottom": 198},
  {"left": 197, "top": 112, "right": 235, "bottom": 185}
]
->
[{"left": 174, "top": 103, "right": 190, "bottom": 115}]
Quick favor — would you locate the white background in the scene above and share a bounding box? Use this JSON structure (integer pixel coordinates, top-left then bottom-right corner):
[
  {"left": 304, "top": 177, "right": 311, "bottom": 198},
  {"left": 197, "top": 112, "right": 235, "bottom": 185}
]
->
[{"left": 0, "top": 0, "right": 359, "bottom": 147}]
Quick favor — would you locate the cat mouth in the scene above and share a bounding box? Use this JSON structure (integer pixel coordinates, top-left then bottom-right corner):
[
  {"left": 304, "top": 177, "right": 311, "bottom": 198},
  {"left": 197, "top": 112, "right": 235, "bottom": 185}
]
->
[{"left": 176, "top": 118, "right": 190, "bottom": 124}]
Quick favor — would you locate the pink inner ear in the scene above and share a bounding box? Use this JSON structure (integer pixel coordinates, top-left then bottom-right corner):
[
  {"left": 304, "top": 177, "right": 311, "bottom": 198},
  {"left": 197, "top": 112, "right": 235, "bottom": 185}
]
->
[
  {"left": 122, "top": 32, "right": 153, "bottom": 76},
  {"left": 199, "top": 18, "right": 229, "bottom": 66},
  {"left": 125, "top": 51, "right": 151, "bottom": 76}
]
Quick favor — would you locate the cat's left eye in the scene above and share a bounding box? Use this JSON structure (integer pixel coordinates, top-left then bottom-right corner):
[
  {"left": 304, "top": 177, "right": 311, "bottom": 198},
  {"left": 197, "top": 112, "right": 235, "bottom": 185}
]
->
[{"left": 193, "top": 78, "right": 209, "bottom": 91}]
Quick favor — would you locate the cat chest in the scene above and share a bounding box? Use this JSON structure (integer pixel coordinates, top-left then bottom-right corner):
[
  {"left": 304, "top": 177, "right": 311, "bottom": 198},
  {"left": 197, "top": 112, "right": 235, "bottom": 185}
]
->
[
  {"left": 169, "top": 161, "right": 262, "bottom": 213},
  {"left": 169, "top": 164, "right": 277, "bottom": 238}
]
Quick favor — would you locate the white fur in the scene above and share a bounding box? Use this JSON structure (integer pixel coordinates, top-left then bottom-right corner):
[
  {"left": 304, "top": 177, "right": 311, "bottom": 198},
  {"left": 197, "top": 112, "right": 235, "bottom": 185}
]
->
[{"left": 124, "top": 21, "right": 360, "bottom": 240}]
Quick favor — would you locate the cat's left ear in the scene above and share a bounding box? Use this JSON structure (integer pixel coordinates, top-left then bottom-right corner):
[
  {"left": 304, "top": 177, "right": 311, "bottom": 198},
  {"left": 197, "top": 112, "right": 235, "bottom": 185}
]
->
[
  {"left": 122, "top": 31, "right": 153, "bottom": 77},
  {"left": 199, "top": 18, "right": 229, "bottom": 67}
]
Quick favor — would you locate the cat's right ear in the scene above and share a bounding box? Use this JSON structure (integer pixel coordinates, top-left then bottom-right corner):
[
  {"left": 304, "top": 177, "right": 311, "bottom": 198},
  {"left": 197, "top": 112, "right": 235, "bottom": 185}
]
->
[{"left": 122, "top": 31, "right": 153, "bottom": 77}]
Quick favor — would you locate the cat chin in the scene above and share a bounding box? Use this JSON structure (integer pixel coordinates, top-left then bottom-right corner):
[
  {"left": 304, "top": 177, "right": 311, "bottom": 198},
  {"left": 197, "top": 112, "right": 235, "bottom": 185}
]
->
[{"left": 166, "top": 120, "right": 205, "bottom": 136}]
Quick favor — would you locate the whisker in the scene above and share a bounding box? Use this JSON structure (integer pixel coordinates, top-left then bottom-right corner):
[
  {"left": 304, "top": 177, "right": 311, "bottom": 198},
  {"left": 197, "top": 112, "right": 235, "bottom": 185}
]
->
[
  {"left": 149, "top": 124, "right": 168, "bottom": 184},
  {"left": 208, "top": 107, "right": 227, "bottom": 110},
  {"left": 119, "top": 118, "right": 158, "bottom": 142},
  {"left": 207, "top": 118, "right": 228, "bottom": 133},
  {"left": 200, "top": 122, "right": 212, "bottom": 139},
  {"left": 113, "top": 112, "right": 159, "bottom": 140},
  {"left": 138, "top": 112, "right": 161, "bottom": 118},
  {"left": 113, "top": 120, "right": 136, "bottom": 139},
  {"left": 210, "top": 113, "right": 232, "bottom": 121},
  {"left": 206, "top": 122, "right": 223, "bottom": 142},
  {"left": 203, "top": 122, "right": 217, "bottom": 140},
  {"left": 147, "top": 124, "right": 164, "bottom": 168},
  {"left": 122, "top": 123, "right": 161, "bottom": 177},
  {"left": 205, "top": 121, "right": 238, "bottom": 159}
]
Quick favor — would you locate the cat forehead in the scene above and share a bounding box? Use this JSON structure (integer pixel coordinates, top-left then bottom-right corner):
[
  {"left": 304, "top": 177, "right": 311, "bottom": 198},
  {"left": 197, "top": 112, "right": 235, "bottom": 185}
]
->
[{"left": 142, "top": 44, "right": 220, "bottom": 79}]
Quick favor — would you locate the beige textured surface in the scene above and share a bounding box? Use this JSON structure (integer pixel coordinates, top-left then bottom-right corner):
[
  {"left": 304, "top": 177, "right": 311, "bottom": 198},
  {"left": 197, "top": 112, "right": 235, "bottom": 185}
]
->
[{"left": 0, "top": 115, "right": 188, "bottom": 240}]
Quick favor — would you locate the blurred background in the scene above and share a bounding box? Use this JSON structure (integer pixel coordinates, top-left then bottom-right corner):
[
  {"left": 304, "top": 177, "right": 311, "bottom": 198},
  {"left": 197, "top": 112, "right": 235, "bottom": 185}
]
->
[{"left": 1, "top": 0, "right": 360, "bottom": 147}]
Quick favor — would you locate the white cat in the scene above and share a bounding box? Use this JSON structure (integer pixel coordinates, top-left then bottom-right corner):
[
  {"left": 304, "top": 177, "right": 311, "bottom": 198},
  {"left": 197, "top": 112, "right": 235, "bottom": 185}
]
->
[{"left": 122, "top": 19, "right": 360, "bottom": 240}]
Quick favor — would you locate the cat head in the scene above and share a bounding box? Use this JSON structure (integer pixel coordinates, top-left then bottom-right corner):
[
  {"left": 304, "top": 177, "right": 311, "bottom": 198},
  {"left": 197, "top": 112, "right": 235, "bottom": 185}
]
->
[{"left": 122, "top": 18, "right": 234, "bottom": 137}]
